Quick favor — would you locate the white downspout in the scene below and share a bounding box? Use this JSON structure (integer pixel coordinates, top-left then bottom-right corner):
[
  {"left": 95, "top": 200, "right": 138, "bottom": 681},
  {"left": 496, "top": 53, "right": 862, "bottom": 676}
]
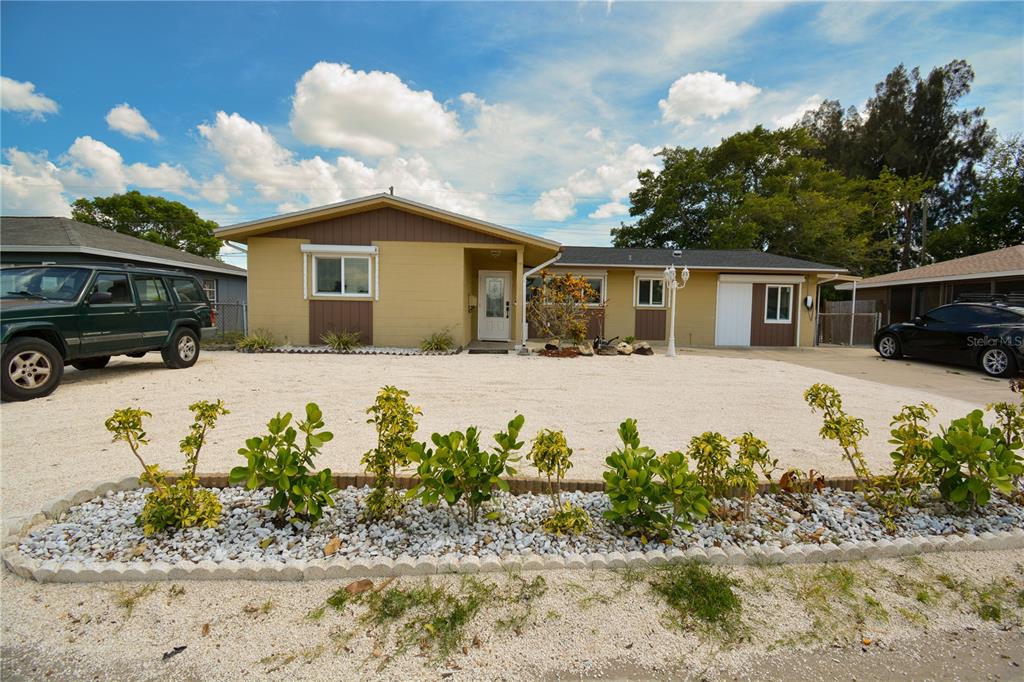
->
[{"left": 519, "top": 253, "right": 562, "bottom": 354}]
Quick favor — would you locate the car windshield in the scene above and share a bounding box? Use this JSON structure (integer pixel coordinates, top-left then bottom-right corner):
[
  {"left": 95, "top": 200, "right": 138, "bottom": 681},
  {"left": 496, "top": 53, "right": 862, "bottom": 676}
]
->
[{"left": 0, "top": 266, "right": 91, "bottom": 302}]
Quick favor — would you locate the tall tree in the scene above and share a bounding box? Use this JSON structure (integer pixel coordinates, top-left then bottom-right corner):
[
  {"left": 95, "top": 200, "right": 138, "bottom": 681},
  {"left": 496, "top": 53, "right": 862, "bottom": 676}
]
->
[{"left": 71, "top": 191, "right": 222, "bottom": 259}]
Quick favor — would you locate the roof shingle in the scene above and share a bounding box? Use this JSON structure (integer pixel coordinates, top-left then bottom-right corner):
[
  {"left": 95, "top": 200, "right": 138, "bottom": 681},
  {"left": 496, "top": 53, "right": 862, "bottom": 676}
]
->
[
  {"left": 851, "top": 245, "right": 1024, "bottom": 287},
  {"left": 557, "top": 246, "right": 844, "bottom": 271}
]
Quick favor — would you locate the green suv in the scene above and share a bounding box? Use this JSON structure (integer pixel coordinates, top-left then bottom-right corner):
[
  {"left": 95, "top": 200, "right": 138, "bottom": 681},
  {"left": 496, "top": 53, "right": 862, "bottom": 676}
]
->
[{"left": 1, "top": 264, "right": 216, "bottom": 401}]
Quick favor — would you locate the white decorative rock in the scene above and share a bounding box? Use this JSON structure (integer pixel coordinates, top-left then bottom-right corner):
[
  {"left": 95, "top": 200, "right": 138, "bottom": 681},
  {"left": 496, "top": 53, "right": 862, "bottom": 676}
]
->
[
  {"left": 458, "top": 556, "right": 481, "bottom": 574},
  {"left": 565, "top": 553, "right": 588, "bottom": 570},
  {"left": 34, "top": 559, "right": 61, "bottom": 583},
  {"left": 645, "top": 550, "right": 668, "bottom": 567},
  {"left": 604, "top": 551, "right": 627, "bottom": 569},
  {"left": 704, "top": 547, "right": 728, "bottom": 564}
]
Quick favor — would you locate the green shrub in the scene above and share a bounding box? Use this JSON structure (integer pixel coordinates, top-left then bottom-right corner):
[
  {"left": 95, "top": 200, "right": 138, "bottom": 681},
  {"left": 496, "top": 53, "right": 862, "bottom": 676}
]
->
[
  {"left": 321, "top": 329, "right": 361, "bottom": 351},
  {"left": 527, "top": 428, "right": 590, "bottom": 534},
  {"left": 407, "top": 415, "right": 525, "bottom": 522},
  {"left": 803, "top": 383, "right": 871, "bottom": 480},
  {"left": 362, "top": 386, "right": 421, "bottom": 519},
  {"left": 928, "top": 409, "right": 1023, "bottom": 509},
  {"left": 654, "top": 449, "right": 711, "bottom": 532},
  {"left": 229, "top": 403, "right": 337, "bottom": 525},
  {"left": 420, "top": 329, "right": 455, "bottom": 352},
  {"left": 686, "top": 431, "right": 733, "bottom": 498},
  {"left": 235, "top": 329, "right": 276, "bottom": 351},
  {"left": 726, "top": 432, "right": 777, "bottom": 520},
  {"left": 105, "top": 400, "right": 229, "bottom": 535}
]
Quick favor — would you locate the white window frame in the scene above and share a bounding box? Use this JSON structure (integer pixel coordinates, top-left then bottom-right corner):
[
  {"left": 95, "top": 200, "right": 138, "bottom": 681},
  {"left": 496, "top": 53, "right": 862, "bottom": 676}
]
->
[
  {"left": 764, "top": 284, "right": 793, "bottom": 324},
  {"left": 581, "top": 274, "right": 607, "bottom": 308},
  {"left": 635, "top": 275, "right": 665, "bottom": 308},
  {"left": 311, "top": 254, "right": 373, "bottom": 298},
  {"left": 201, "top": 278, "right": 217, "bottom": 304}
]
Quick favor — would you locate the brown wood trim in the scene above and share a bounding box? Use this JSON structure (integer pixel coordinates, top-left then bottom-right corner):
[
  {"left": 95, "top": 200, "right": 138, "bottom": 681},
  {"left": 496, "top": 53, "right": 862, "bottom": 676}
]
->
[
  {"left": 634, "top": 308, "right": 666, "bottom": 340},
  {"left": 750, "top": 283, "right": 795, "bottom": 346},
  {"left": 274, "top": 207, "right": 516, "bottom": 245},
  {"left": 309, "top": 300, "right": 373, "bottom": 345}
]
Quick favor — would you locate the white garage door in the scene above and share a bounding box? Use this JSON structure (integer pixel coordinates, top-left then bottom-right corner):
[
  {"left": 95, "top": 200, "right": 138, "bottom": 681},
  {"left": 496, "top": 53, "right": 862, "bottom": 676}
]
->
[{"left": 715, "top": 282, "right": 753, "bottom": 346}]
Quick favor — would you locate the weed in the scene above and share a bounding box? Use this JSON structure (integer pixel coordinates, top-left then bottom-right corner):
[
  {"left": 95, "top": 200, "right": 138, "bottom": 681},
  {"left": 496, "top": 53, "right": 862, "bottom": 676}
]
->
[
  {"left": 167, "top": 584, "right": 186, "bottom": 600},
  {"left": 236, "top": 329, "right": 276, "bottom": 351},
  {"left": 420, "top": 329, "right": 455, "bottom": 352},
  {"left": 307, "top": 605, "right": 326, "bottom": 621},
  {"left": 321, "top": 329, "right": 361, "bottom": 352},
  {"left": 244, "top": 599, "right": 274, "bottom": 616},
  {"left": 495, "top": 575, "right": 547, "bottom": 634},
  {"left": 647, "top": 562, "right": 742, "bottom": 637},
  {"left": 115, "top": 584, "right": 158, "bottom": 617}
]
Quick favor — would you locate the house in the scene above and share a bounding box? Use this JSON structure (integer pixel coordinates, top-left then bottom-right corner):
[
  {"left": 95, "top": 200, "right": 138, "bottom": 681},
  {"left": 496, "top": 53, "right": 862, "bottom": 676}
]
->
[
  {"left": 0, "top": 217, "right": 248, "bottom": 311},
  {"left": 215, "top": 193, "right": 847, "bottom": 348},
  {"left": 836, "top": 245, "right": 1024, "bottom": 325}
]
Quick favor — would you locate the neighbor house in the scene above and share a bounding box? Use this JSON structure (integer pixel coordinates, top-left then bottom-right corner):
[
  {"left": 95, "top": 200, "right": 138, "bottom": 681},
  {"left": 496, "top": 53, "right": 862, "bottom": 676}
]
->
[
  {"left": 215, "top": 193, "right": 847, "bottom": 349},
  {"left": 836, "top": 245, "right": 1024, "bottom": 325},
  {"left": 1, "top": 216, "right": 248, "bottom": 308}
]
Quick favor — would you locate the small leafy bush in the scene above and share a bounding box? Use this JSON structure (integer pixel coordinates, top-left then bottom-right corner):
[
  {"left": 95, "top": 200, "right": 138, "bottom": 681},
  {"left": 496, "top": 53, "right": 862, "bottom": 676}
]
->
[
  {"left": 407, "top": 415, "right": 525, "bottom": 522},
  {"left": 229, "top": 403, "right": 338, "bottom": 525},
  {"left": 526, "top": 272, "right": 599, "bottom": 345},
  {"left": 686, "top": 432, "right": 733, "bottom": 498},
  {"left": 528, "top": 429, "right": 590, "bottom": 534},
  {"left": 321, "top": 329, "right": 361, "bottom": 351},
  {"left": 105, "top": 400, "right": 229, "bottom": 535},
  {"left": 362, "top": 386, "right": 421, "bottom": 519},
  {"left": 803, "top": 384, "right": 871, "bottom": 480},
  {"left": 725, "top": 433, "right": 777, "bottom": 521},
  {"left": 420, "top": 329, "right": 455, "bottom": 352},
  {"left": 235, "top": 329, "right": 276, "bottom": 352},
  {"left": 928, "top": 409, "right": 1023, "bottom": 509}
]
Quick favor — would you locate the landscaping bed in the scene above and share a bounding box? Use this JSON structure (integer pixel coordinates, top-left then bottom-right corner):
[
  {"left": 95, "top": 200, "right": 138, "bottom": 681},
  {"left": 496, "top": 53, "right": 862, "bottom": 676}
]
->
[{"left": 239, "top": 345, "right": 462, "bottom": 356}]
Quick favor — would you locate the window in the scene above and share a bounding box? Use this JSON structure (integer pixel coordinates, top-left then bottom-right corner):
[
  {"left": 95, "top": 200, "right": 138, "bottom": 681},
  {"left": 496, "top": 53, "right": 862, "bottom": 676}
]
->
[
  {"left": 314, "top": 256, "right": 371, "bottom": 296},
  {"left": 91, "top": 273, "right": 133, "bottom": 304},
  {"left": 134, "top": 276, "right": 169, "bottom": 304},
  {"left": 583, "top": 276, "right": 605, "bottom": 306},
  {"left": 202, "top": 279, "right": 217, "bottom": 303},
  {"left": 1, "top": 266, "right": 89, "bottom": 301},
  {"left": 636, "top": 276, "right": 664, "bottom": 307},
  {"left": 765, "top": 285, "right": 793, "bottom": 323},
  {"left": 171, "top": 277, "right": 206, "bottom": 303},
  {"left": 525, "top": 275, "right": 543, "bottom": 302}
]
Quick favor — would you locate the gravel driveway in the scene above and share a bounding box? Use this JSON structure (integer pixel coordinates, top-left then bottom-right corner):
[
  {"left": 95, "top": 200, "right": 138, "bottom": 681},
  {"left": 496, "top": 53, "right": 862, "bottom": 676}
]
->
[{"left": 0, "top": 349, "right": 986, "bottom": 527}]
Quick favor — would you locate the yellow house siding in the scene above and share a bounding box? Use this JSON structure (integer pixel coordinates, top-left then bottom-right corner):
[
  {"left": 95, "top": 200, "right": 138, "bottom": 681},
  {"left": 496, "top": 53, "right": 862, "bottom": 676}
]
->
[
  {"left": 603, "top": 269, "right": 636, "bottom": 339},
  {"left": 674, "top": 270, "right": 719, "bottom": 347},
  {"left": 247, "top": 237, "right": 310, "bottom": 345},
  {"left": 373, "top": 241, "right": 468, "bottom": 347}
]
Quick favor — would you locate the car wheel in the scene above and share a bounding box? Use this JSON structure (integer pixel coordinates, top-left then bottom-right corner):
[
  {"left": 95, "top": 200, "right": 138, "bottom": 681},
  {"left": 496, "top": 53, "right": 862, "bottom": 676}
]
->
[
  {"left": 71, "top": 356, "right": 111, "bottom": 371},
  {"left": 979, "top": 346, "right": 1018, "bottom": 378},
  {"left": 162, "top": 327, "right": 200, "bottom": 369},
  {"left": 877, "top": 333, "right": 902, "bottom": 359},
  {"left": 1, "top": 337, "right": 65, "bottom": 401}
]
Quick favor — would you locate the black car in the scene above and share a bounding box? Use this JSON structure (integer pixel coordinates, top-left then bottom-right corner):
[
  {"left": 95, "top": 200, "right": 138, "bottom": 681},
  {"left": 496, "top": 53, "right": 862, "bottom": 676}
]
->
[{"left": 873, "top": 301, "right": 1024, "bottom": 377}]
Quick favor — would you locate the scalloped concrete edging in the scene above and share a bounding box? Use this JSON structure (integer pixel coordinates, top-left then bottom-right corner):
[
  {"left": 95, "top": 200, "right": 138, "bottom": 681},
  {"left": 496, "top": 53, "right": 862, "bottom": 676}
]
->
[{"left": 3, "top": 477, "right": 1024, "bottom": 584}]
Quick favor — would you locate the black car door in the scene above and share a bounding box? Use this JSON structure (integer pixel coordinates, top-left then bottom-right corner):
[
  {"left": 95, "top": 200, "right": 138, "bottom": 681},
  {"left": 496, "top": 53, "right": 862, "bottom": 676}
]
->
[{"left": 908, "top": 305, "right": 985, "bottom": 365}]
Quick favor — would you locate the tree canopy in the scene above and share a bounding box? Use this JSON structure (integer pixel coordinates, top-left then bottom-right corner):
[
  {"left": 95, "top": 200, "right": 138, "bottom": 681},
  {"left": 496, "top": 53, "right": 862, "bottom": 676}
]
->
[{"left": 71, "top": 191, "right": 222, "bottom": 259}]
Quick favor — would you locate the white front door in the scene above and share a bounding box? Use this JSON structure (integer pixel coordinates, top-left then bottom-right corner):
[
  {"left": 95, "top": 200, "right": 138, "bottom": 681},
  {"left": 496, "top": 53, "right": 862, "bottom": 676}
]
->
[
  {"left": 478, "top": 271, "right": 512, "bottom": 341},
  {"left": 715, "top": 282, "right": 753, "bottom": 346}
]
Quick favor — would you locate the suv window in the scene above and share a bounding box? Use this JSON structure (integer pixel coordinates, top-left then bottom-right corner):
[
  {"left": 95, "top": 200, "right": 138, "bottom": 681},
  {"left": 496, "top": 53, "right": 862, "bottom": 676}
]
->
[
  {"left": 1, "top": 266, "right": 90, "bottom": 301},
  {"left": 170, "top": 278, "right": 206, "bottom": 303},
  {"left": 134, "top": 276, "right": 170, "bottom": 304},
  {"left": 91, "top": 273, "right": 133, "bottom": 304},
  {"left": 973, "top": 306, "right": 1023, "bottom": 324}
]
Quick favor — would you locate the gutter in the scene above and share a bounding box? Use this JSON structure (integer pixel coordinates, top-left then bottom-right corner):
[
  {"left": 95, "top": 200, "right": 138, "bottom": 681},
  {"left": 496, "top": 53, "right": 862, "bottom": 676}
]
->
[{"left": 519, "top": 253, "right": 562, "bottom": 353}]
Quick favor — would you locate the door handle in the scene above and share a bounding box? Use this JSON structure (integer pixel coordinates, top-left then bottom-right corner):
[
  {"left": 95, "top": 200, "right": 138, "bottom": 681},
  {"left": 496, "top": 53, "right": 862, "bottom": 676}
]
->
[{"left": 505, "top": 301, "right": 510, "bottom": 318}]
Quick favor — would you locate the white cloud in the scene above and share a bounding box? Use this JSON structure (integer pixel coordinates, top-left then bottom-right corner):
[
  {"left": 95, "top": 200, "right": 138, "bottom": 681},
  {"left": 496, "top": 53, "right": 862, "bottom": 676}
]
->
[
  {"left": 58, "top": 135, "right": 195, "bottom": 196},
  {"left": 290, "top": 62, "right": 460, "bottom": 156},
  {"left": 199, "top": 110, "right": 483, "bottom": 216},
  {"left": 199, "top": 173, "right": 232, "bottom": 203},
  {"left": 540, "top": 224, "right": 614, "bottom": 247},
  {"left": 105, "top": 103, "right": 159, "bottom": 140},
  {"left": 0, "top": 148, "right": 70, "bottom": 215},
  {"left": 659, "top": 71, "right": 761, "bottom": 126},
  {"left": 531, "top": 187, "right": 576, "bottom": 221},
  {"left": 589, "top": 201, "right": 628, "bottom": 219},
  {"left": 585, "top": 127, "right": 604, "bottom": 142},
  {"left": 0, "top": 76, "right": 58, "bottom": 119},
  {"left": 773, "top": 94, "right": 823, "bottom": 128}
]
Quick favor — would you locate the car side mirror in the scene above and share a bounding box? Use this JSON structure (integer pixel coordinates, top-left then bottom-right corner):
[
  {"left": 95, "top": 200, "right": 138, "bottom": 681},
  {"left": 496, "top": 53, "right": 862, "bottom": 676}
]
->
[
  {"left": 913, "top": 315, "right": 924, "bottom": 325},
  {"left": 88, "top": 291, "right": 113, "bottom": 304}
]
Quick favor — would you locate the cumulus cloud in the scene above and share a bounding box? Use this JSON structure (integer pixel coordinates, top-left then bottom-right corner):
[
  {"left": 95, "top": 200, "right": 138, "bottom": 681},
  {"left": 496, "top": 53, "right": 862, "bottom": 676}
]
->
[
  {"left": 290, "top": 62, "right": 460, "bottom": 156},
  {"left": 585, "top": 127, "right": 604, "bottom": 142},
  {"left": 0, "top": 149, "right": 70, "bottom": 215},
  {"left": 199, "top": 174, "right": 232, "bottom": 204},
  {"left": 199, "top": 110, "right": 483, "bottom": 216},
  {"left": 531, "top": 187, "right": 576, "bottom": 220},
  {"left": 773, "top": 94, "right": 823, "bottom": 128},
  {"left": 589, "top": 201, "right": 629, "bottom": 219},
  {"left": 659, "top": 71, "right": 760, "bottom": 126},
  {"left": 1, "top": 76, "right": 59, "bottom": 119},
  {"left": 105, "top": 103, "right": 160, "bottom": 140},
  {"left": 59, "top": 135, "right": 194, "bottom": 196}
]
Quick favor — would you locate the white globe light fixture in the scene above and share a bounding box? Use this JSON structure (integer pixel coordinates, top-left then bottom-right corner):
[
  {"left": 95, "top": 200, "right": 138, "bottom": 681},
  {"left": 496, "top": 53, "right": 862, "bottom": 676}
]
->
[{"left": 663, "top": 264, "right": 689, "bottom": 357}]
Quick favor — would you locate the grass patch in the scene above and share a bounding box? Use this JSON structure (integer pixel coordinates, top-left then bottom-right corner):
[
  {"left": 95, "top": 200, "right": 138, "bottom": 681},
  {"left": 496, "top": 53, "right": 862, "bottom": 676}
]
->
[
  {"left": 647, "top": 562, "right": 742, "bottom": 637},
  {"left": 114, "top": 584, "right": 158, "bottom": 617},
  {"left": 494, "top": 575, "right": 548, "bottom": 634},
  {"left": 243, "top": 599, "right": 274, "bottom": 616}
]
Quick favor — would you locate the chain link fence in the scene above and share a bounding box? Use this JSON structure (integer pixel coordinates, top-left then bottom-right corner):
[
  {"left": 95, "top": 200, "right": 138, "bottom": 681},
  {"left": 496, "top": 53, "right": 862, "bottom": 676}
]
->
[{"left": 210, "top": 302, "right": 247, "bottom": 337}]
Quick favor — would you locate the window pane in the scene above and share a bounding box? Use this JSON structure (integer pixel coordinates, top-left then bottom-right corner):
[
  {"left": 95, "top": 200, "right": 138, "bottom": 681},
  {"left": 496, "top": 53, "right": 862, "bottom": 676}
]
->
[
  {"left": 93, "top": 274, "right": 133, "bottom": 304},
  {"left": 651, "top": 280, "right": 664, "bottom": 306},
  {"left": 172, "top": 278, "right": 205, "bottom": 303},
  {"left": 638, "top": 279, "right": 651, "bottom": 305},
  {"left": 778, "top": 287, "right": 790, "bottom": 320},
  {"left": 766, "top": 286, "right": 779, "bottom": 320},
  {"left": 584, "top": 277, "right": 602, "bottom": 304},
  {"left": 136, "top": 277, "right": 169, "bottom": 303},
  {"left": 343, "top": 257, "right": 370, "bottom": 295},
  {"left": 202, "top": 279, "right": 217, "bottom": 303},
  {"left": 485, "top": 277, "right": 504, "bottom": 317},
  {"left": 316, "top": 258, "right": 342, "bottom": 293}
]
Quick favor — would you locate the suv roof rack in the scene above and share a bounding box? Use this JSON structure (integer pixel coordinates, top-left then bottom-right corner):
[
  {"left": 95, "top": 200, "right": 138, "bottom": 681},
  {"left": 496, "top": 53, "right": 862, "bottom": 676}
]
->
[{"left": 954, "top": 292, "right": 1024, "bottom": 305}]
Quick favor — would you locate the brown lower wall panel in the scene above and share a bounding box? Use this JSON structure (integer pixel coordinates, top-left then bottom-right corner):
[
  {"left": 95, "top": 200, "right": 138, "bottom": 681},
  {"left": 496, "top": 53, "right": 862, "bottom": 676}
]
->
[
  {"left": 750, "top": 283, "right": 795, "bottom": 346},
  {"left": 634, "top": 308, "right": 667, "bottom": 340},
  {"left": 528, "top": 308, "right": 605, "bottom": 340},
  {"left": 309, "top": 300, "right": 373, "bottom": 345}
]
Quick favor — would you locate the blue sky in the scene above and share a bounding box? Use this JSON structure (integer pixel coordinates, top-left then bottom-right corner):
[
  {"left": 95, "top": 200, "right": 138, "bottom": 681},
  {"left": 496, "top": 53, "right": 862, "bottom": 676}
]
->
[{"left": 2, "top": 1, "right": 1022, "bottom": 267}]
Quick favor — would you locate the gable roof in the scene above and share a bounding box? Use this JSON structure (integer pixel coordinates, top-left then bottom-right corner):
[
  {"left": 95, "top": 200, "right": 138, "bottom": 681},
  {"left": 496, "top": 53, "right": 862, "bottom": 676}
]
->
[
  {"left": 0, "top": 216, "right": 246, "bottom": 277},
  {"left": 216, "top": 193, "right": 561, "bottom": 252},
  {"left": 837, "top": 245, "right": 1024, "bottom": 290},
  {"left": 558, "top": 246, "right": 845, "bottom": 272}
]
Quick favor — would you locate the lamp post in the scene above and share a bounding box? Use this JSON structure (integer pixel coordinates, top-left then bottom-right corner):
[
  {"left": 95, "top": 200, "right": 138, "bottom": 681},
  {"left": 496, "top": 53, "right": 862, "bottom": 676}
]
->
[{"left": 663, "top": 264, "right": 689, "bottom": 357}]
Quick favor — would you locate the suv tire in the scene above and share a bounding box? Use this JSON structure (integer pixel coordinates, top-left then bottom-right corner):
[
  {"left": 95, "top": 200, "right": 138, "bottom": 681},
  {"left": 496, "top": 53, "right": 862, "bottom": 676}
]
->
[
  {"left": 162, "top": 327, "right": 200, "bottom": 369},
  {"left": 71, "top": 356, "right": 111, "bottom": 371},
  {"left": 2, "top": 337, "right": 65, "bottom": 402},
  {"left": 979, "top": 346, "right": 1018, "bottom": 378}
]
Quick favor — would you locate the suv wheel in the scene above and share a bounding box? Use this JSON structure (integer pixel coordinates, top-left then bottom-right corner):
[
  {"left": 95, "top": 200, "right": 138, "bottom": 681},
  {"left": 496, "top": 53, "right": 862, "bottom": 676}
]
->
[
  {"left": 1, "top": 337, "right": 64, "bottom": 401},
  {"left": 71, "top": 356, "right": 111, "bottom": 371},
  {"left": 877, "top": 333, "right": 903, "bottom": 359},
  {"left": 979, "top": 346, "right": 1018, "bottom": 378},
  {"left": 162, "top": 327, "right": 200, "bottom": 369}
]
